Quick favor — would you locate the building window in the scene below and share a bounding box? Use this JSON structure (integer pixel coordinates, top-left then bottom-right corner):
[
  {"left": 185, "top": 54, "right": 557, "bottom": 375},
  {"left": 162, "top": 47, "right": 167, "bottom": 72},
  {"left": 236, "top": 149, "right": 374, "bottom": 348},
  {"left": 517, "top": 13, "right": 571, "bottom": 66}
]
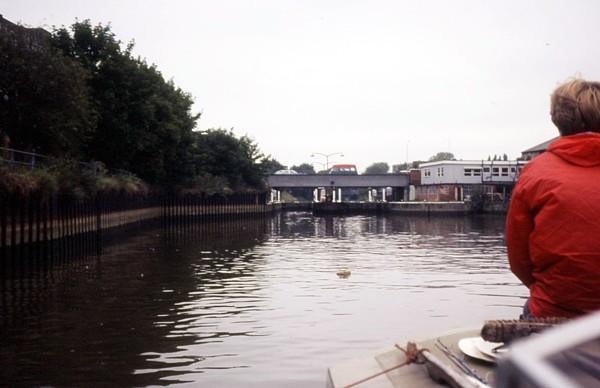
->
[
  {"left": 501, "top": 167, "right": 509, "bottom": 176},
  {"left": 510, "top": 167, "right": 516, "bottom": 173},
  {"left": 437, "top": 167, "right": 444, "bottom": 176},
  {"left": 483, "top": 167, "right": 490, "bottom": 173},
  {"left": 424, "top": 169, "right": 431, "bottom": 177},
  {"left": 492, "top": 167, "right": 500, "bottom": 176},
  {"left": 464, "top": 168, "right": 482, "bottom": 176}
]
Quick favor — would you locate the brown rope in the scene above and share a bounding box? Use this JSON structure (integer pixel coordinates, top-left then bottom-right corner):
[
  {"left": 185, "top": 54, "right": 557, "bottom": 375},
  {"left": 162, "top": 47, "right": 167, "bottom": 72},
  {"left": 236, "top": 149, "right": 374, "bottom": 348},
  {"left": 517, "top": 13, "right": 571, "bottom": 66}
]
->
[{"left": 343, "top": 342, "right": 428, "bottom": 388}]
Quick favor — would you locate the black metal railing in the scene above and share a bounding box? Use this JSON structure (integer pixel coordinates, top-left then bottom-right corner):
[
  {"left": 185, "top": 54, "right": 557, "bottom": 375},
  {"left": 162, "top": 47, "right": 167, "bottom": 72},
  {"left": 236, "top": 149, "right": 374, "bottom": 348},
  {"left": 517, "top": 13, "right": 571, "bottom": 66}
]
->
[
  {"left": 0, "top": 191, "right": 270, "bottom": 279},
  {"left": 0, "top": 147, "right": 96, "bottom": 171}
]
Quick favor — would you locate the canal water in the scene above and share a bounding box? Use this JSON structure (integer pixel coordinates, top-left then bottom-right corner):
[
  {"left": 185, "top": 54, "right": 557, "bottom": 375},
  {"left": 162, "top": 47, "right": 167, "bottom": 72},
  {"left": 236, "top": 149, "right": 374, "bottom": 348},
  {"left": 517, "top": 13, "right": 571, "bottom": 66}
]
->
[{"left": 0, "top": 212, "right": 526, "bottom": 387}]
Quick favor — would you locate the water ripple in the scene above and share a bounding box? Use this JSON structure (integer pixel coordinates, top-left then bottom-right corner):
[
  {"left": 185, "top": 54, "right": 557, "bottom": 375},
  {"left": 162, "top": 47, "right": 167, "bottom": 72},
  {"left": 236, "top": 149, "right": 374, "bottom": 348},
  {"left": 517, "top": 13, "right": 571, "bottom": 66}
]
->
[{"left": 1, "top": 213, "right": 525, "bottom": 387}]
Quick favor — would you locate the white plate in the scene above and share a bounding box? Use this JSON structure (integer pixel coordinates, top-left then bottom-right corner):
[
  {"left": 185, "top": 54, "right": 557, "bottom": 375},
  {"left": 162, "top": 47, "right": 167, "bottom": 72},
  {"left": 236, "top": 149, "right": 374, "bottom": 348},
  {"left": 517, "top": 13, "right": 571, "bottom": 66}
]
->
[
  {"left": 458, "top": 337, "right": 496, "bottom": 363},
  {"left": 473, "top": 337, "right": 508, "bottom": 359}
]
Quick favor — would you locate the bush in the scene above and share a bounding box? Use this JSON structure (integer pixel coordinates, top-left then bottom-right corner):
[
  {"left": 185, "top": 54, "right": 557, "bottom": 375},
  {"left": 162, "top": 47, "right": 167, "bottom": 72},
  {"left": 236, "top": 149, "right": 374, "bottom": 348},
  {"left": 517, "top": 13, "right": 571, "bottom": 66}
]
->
[
  {"left": 0, "top": 166, "right": 38, "bottom": 195},
  {"left": 0, "top": 162, "right": 149, "bottom": 198}
]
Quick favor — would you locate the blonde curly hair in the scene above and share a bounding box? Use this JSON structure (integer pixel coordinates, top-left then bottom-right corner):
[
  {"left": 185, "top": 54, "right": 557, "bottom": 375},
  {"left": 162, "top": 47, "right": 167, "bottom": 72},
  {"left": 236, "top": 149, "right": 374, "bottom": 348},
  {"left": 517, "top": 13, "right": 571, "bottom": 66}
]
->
[{"left": 551, "top": 79, "right": 600, "bottom": 135}]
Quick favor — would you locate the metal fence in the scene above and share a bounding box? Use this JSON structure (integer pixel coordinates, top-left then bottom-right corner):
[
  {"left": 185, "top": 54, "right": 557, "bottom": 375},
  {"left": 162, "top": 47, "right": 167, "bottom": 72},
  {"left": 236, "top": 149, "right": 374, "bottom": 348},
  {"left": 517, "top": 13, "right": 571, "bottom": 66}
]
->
[
  {"left": 0, "top": 191, "right": 270, "bottom": 279},
  {"left": 0, "top": 147, "right": 96, "bottom": 172}
]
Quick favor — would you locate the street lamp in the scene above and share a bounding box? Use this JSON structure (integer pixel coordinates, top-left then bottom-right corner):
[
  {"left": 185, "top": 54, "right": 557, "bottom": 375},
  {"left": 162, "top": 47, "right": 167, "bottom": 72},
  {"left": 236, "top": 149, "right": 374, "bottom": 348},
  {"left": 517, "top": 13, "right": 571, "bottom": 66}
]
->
[{"left": 311, "top": 152, "right": 344, "bottom": 170}]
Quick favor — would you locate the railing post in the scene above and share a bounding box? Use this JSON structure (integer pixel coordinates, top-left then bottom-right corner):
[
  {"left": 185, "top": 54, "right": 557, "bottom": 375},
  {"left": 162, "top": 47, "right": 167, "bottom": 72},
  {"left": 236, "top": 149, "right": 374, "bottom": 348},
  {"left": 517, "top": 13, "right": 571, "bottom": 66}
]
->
[
  {"left": 96, "top": 193, "right": 102, "bottom": 255},
  {"left": 42, "top": 195, "right": 49, "bottom": 269},
  {"left": 0, "top": 193, "right": 7, "bottom": 275}
]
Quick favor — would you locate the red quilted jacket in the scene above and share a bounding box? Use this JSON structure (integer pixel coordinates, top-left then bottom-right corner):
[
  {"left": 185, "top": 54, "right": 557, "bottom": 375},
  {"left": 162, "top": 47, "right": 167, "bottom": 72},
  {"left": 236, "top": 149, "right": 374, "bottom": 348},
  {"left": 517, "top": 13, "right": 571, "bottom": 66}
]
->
[{"left": 506, "top": 132, "right": 600, "bottom": 317}]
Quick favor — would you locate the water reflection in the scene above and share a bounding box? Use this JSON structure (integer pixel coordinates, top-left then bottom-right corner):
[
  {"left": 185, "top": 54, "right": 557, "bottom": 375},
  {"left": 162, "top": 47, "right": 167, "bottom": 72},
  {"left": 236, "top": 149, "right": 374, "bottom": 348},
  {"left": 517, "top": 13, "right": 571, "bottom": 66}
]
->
[
  {"left": 1, "top": 219, "right": 269, "bottom": 386},
  {"left": 0, "top": 213, "right": 525, "bottom": 387}
]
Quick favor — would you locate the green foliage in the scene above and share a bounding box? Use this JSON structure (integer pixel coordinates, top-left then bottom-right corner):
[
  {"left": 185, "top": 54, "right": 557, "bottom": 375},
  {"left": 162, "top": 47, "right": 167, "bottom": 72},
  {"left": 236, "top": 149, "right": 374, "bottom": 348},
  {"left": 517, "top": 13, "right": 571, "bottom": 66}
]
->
[
  {"left": 31, "top": 168, "right": 59, "bottom": 195},
  {"left": 189, "top": 129, "right": 266, "bottom": 192},
  {"left": 364, "top": 162, "right": 390, "bottom": 174},
  {"left": 487, "top": 153, "right": 509, "bottom": 161},
  {"left": 51, "top": 20, "right": 199, "bottom": 186},
  {"left": 291, "top": 163, "right": 316, "bottom": 174},
  {"left": 0, "top": 159, "right": 149, "bottom": 198},
  {"left": 186, "top": 173, "right": 232, "bottom": 195},
  {"left": 0, "top": 25, "right": 95, "bottom": 157},
  {"left": 95, "top": 173, "right": 148, "bottom": 195},
  {"left": 0, "top": 163, "right": 74, "bottom": 197},
  {"left": 2, "top": 19, "right": 270, "bottom": 194},
  {"left": 488, "top": 154, "right": 509, "bottom": 161},
  {"left": 428, "top": 152, "right": 456, "bottom": 162},
  {"left": 260, "top": 157, "right": 285, "bottom": 175},
  {"left": 0, "top": 166, "right": 39, "bottom": 195},
  {"left": 392, "top": 163, "right": 407, "bottom": 172},
  {"left": 392, "top": 161, "right": 424, "bottom": 172}
]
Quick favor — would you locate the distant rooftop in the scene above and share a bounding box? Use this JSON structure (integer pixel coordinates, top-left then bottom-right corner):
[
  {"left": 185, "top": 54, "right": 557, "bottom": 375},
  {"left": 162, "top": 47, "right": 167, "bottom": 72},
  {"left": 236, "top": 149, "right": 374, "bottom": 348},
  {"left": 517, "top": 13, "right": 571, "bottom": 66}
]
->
[
  {"left": 419, "top": 160, "right": 520, "bottom": 168},
  {"left": 522, "top": 137, "right": 559, "bottom": 153}
]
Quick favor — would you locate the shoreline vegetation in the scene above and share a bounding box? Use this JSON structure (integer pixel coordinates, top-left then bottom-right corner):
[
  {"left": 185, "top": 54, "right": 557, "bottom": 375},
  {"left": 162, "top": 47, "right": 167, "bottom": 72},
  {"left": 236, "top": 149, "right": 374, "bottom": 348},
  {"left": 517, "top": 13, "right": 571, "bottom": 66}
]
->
[
  {"left": 0, "top": 160, "right": 147, "bottom": 198},
  {"left": 1, "top": 18, "right": 282, "bottom": 197}
]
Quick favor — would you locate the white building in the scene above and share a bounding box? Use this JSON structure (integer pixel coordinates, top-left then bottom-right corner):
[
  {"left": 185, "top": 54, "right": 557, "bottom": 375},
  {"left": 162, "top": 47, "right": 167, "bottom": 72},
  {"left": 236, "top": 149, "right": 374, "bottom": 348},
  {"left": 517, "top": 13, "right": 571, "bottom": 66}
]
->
[
  {"left": 415, "top": 160, "right": 527, "bottom": 202},
  {"left": 419, "top": 160, "right": 525, "bottom": 185}
]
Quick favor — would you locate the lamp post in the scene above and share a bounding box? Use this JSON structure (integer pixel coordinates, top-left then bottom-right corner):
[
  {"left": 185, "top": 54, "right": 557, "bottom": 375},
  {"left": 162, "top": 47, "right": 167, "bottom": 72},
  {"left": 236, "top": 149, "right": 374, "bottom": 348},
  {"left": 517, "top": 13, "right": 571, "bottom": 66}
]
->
[{"left": 310, "top": 152, "right": 344, "bottom": 171}]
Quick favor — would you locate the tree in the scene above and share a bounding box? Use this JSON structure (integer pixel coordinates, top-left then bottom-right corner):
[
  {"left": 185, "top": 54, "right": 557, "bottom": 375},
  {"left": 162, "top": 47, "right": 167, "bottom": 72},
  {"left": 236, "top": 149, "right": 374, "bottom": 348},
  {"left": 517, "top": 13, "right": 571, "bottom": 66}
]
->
[
  {"left": 0, "top": 23, "right": 95, "bottom": 157},
  {"left": 364, "top": 162, "right": 389, "bottom": 174},
  {"left": 0, "top": 17, "right": 274, "bottom": 194},
  {"left": 260, "top": 157, "right": 285, "bottom": 175},
  {"left": 51, "top": 21, "right": 199, "bottom": 185},
  {"left": 291, "top": 163, "right": 316, "bottom": 174},
  {"left": 190, "top": 129, "right": 266, "bottom": 191},
  {"left": 392, "top": 163, "right": 408, "bottom": 172},
  {"left": 428, "top": 152, "right": 456, "bottom": 162},
  {"left": 392, "top": 161, "right": 423, "bottom": 172},
  {"left": 2, "top": 18, "right": 273, "bottom": 193}
]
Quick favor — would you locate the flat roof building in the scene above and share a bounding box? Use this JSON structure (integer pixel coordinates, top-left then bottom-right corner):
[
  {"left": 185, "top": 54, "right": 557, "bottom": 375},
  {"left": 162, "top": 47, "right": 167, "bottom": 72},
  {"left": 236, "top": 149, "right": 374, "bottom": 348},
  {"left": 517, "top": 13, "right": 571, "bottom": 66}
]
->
[{"left": 419, "top": 160, "right": 525, "bottom": 185}]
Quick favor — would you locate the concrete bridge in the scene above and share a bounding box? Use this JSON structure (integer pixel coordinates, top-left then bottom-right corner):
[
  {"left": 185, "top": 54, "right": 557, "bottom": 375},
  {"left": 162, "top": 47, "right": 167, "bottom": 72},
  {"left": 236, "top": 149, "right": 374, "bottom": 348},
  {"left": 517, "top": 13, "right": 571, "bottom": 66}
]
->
[{"left": 268, "top": 173, "right": 410, "bottom": 202}]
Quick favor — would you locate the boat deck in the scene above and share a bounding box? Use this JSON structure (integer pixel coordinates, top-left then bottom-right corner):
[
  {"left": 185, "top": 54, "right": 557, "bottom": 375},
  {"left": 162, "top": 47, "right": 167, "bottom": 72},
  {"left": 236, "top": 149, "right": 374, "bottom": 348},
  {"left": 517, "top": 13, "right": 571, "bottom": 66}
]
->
[{"left": 328, "top": 328, "right": 495, "bottom": 387}]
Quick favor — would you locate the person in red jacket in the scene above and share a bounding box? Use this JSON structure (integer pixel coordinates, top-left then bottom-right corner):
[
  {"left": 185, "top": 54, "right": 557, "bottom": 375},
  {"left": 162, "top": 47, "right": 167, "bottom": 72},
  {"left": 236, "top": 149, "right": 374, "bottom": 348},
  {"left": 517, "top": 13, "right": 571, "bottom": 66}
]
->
[{"left": 506, "top": 79, "right": 600, "bottom": 318}]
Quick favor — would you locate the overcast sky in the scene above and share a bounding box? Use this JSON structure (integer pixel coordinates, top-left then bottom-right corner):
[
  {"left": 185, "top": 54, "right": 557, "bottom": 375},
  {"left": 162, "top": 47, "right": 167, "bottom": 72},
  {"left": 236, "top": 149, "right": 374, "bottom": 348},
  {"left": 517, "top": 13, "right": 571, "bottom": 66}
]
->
[{"left": 4, "top": 0, "right": 600, "bottom": 171}]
